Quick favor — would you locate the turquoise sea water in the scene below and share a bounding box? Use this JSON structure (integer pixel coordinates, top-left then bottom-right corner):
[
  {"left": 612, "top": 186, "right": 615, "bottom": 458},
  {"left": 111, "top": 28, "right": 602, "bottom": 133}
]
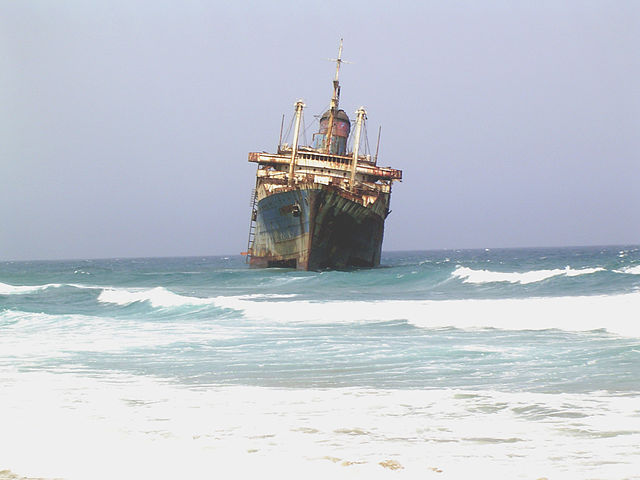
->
[{"left": 1, "top": 246, "right": 640, "bottom": 479}]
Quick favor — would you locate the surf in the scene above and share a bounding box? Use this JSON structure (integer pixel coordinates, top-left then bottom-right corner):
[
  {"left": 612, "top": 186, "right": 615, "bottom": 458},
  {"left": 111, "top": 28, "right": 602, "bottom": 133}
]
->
[
  {"left": 97, "top": 286, "right": 217, "bottom": 308},
  {"left": 216, "top": 292, "right": 640, "bottom": 338},
  {"left": 0, "top": 282, "right": 63, "bottom": 295},
  {"left": 451, "top": 265, "right": 606, "bottom": 284}
]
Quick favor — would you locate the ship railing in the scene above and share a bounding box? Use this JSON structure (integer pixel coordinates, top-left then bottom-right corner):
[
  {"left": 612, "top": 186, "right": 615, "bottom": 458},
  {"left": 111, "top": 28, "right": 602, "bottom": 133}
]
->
[
  {"left": 257, "top": 170, "right": 390, "bottom": 196},
  {"left": 249, "top": 152, "right": 402, "bottom": 181}
]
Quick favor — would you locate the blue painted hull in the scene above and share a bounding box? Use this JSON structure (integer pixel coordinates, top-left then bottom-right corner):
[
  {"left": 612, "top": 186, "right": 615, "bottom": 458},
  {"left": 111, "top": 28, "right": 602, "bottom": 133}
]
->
[{"left": 249, "top": 186, "right": 388, "bottom": 270}]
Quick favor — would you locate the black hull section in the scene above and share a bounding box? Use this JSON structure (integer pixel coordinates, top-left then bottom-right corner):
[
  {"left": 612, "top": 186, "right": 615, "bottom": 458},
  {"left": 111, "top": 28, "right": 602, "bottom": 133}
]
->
[{"left": 249, "top": 187, "right": 387, "bottom": 270}]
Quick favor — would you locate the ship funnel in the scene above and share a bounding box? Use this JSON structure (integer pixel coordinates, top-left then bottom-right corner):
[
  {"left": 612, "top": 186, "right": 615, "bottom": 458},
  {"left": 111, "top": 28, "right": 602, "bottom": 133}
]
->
[{"left": 313, "top": 109, "right": 351, "bottom": 155}]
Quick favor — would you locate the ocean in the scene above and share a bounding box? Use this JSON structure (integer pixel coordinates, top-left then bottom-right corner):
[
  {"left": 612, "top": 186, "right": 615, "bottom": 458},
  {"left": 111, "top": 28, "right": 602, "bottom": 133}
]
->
[{"left": 1, "top": 246, "right": 639, "bottom": 479}]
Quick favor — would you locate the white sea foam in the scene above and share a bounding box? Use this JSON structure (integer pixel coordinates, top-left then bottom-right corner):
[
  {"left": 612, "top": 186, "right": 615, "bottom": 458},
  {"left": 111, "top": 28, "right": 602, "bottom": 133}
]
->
[
  {"left": 96, "top": 287, "right": 297, "bottom": 309},
  {"left": 0, "top": 282, "right": 62, "bottom": 295},
  {"left": 615, "top": 265, "right": 640, "bottom": 275},
  {"left": 216, "top": 292, "right": 640, "bottom": 338},
  {"left": 451, "top": 265, "right": 605, "bottom": 284},
  {"left": 1, "top": 370, "right": 638, "bottom": 480},
  {"left": 97, "top": 286, "right": 217, "bottom": 308},
  {"left": 240, "top": 293, "right": 299, "bottom": 299},
  {"left": 0, "top": 310, "right": 239, "bottom": 358},
  {"left": 0, "top": 282, "right": 99, "bottom": 295}
]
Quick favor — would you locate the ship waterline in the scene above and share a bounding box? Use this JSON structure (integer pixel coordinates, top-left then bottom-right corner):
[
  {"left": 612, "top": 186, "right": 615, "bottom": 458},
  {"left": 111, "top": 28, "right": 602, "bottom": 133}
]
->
[{"left": 245, "top": 41, "right": 402, "bottom": 270}]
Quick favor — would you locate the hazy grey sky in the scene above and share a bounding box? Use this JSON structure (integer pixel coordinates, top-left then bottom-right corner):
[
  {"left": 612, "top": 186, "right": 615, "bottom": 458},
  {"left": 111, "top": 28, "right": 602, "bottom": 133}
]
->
[{"left": 1, "top": 0, "right": 638, "bottom": 260}]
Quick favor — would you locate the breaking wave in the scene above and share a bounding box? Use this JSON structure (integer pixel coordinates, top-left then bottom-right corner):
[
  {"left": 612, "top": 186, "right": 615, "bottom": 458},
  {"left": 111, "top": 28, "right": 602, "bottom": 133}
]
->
[
  {"left": 97, "top": 287, "right": 217, "bottom": 308},
  {"left": 451, "top": 266, "right": 605, "bottom": 284},
  {"left": 616, "top": 265, "right": 640, "bottom": 275},
  {"left": 214, "top": 292, "right": 640, "bottom": 338},
  {"left": 0, "top": 282, "right": 218, "bottom": 308},
  {"left": 96, "top": 288, "right": 299, "bottom": 309},
  {"left": 0, "top": 282, "right": 62, "bottom": 295},
  {"left": 0, "top": 282, "right": 101, "bottom": 296}
]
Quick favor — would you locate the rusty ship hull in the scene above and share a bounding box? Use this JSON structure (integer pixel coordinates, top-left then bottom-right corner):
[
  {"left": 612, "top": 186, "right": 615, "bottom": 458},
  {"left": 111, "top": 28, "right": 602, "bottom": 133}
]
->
[
  {"left": 249, "top": 185, "right": 388, "bottom": 270},
  {"left": 245, "top": 147, "right": 400, "bottom": 271}
]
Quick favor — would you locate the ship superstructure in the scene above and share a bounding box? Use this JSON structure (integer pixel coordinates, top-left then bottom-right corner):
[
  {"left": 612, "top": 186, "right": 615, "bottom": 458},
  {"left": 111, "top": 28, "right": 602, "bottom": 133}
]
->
[{"left": 245, "top": 41, "right": 402, "bottom": 270}]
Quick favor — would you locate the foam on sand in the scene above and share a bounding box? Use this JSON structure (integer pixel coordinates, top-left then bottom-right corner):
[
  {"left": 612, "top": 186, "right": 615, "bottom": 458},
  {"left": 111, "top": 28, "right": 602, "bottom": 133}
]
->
[{"left": 1, "top": 371, "right": 638, "bottom": 480}]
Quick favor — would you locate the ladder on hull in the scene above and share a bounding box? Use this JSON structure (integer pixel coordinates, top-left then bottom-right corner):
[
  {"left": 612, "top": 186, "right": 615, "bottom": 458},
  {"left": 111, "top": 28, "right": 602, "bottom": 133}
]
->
[{"left": 244, "top": 188, "right": 258, "bottom": 263}]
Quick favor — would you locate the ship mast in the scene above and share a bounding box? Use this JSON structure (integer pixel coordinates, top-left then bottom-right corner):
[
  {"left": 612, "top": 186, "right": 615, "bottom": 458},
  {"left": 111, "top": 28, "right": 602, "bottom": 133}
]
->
[
  {"left": 325, "top": 39, "right": 344, "bottom": 154},
  {"left": 288, "top": 100, "right": 305, "bottom": 186},
  {"left": 350, "top": 107, "right": 366, "bottom": 191}
]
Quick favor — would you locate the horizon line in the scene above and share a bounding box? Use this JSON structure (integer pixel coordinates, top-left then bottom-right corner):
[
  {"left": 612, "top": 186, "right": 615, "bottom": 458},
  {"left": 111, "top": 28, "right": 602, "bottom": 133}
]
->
[{"left": 2, "top": 242, "right": 638, "bottom": 263}]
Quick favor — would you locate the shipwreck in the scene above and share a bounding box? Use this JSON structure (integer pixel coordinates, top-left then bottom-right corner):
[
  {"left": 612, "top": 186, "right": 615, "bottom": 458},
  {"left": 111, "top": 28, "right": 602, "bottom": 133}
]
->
[{"left": 244, "top": 41, "right": 402, "bottom": 270}]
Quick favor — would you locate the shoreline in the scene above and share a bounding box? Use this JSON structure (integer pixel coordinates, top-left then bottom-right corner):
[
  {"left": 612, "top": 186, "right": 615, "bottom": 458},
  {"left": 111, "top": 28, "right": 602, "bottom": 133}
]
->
[{"left": 0, "top": 471, "right": 60, "bottom": 480}]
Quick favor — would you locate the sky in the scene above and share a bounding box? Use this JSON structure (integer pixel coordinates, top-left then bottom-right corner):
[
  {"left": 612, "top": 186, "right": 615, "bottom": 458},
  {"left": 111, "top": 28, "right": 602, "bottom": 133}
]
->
[{"left": 1, "top": 0, "right": 639, "bottom": 260}]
